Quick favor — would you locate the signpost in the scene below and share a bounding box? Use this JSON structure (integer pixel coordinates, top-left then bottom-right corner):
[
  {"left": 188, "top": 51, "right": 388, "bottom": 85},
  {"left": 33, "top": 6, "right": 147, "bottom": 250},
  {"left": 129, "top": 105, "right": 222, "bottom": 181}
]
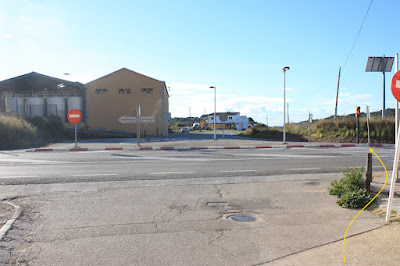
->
[
  {"left": 219, "top": 114, "right": 228, "bottom": 139},
  {"left": 67, "top": 109, "right": 81, "bottom": 148},
  {"left": 386, "top": 71, "right": 400, "bottom": 222},
  {"left": 118, "top": 115, "right": 155, "bottom": 124},
  {"left": 118, "top": 108, "right": 155, "bottom": 146}
]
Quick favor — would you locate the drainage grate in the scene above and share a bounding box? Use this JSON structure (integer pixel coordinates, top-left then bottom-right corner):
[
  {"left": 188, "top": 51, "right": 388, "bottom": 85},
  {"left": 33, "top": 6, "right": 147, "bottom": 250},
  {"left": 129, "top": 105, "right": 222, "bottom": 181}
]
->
[{"left": 226, "top": 214, "right": 256, "bottom": 222}]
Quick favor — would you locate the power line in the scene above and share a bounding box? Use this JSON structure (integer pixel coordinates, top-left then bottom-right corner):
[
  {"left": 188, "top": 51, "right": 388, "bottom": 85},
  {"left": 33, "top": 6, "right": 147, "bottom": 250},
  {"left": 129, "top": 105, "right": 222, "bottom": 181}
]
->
[{"left": 342, "top": 0, "right": 374, "bottom": 68}]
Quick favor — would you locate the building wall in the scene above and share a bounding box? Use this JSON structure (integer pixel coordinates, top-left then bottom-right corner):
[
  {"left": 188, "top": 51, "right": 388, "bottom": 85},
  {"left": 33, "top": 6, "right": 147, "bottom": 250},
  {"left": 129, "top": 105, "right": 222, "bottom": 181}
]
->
[
  {"left": 0, "top": 72, "right": 86, "bottom": 123},
  {"left": 86, "top": 68, "right": 168, "bottom": 136}
]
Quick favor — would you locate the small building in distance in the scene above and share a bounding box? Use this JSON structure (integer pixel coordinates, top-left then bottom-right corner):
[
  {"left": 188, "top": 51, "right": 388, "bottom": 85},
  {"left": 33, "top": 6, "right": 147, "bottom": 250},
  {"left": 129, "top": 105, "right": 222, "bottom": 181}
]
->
[
  {"left": 86, "top": 68, "right": 170, "bottom": 136},
  {"left": 201, "top": 112, "right": 249, "bottom": 130}
]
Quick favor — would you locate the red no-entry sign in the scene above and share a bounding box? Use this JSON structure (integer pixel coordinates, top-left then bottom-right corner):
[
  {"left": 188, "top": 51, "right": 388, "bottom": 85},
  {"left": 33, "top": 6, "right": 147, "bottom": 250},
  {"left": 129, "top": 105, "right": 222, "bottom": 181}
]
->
[
  {"left": 391, "top": 71, "right": 400, "bottom": 101},
  {"left": 67, "top": 109, "right": 81, "bottom": 124}
]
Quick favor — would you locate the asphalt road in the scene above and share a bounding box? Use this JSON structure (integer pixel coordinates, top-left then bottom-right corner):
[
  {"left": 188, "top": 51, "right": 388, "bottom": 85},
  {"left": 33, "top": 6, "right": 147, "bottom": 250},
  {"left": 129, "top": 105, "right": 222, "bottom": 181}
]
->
[
  {"left": 0, "top": 140, "right": 396, "bottom": 265},
  {"left": 0, "top": 145, "right": 395, "bottom": 185}
]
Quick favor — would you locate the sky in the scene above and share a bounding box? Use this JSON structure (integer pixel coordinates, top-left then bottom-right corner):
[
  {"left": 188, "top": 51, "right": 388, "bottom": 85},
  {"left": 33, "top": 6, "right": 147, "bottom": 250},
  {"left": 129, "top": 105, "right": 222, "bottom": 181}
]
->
[{"left": 1, "top": 0, "right": 399, "bottom": 126}]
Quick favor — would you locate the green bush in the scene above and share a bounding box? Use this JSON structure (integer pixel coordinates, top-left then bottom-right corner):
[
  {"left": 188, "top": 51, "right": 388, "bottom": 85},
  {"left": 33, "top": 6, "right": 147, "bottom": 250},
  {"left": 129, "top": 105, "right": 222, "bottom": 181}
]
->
[
  {"left": 26, "top": 115, "right": 64, "bottom": 139},
  {"left": 329, "top": 167, "right": 374, "bottom": 209},
  {"left": 336, "top": 189, "right": 374, "bottom": 208},
  {"left": 329, "top": 167, "right": 365, "bottom": 196}
]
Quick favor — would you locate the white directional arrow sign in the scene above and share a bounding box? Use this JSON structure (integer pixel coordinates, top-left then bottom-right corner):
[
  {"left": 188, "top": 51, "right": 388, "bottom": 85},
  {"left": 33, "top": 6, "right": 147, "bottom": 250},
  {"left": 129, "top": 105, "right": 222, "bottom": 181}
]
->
[{"left": 118, "top": 115, "right": 155, "bottom": 124}]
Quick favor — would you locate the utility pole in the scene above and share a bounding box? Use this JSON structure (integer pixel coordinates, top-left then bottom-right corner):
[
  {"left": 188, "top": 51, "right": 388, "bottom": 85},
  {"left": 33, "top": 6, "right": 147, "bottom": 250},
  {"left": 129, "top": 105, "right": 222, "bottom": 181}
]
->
[
  {"left": 287, "top": 103, "right": 289, "bottom": 124},
  {"left": 334, "top": 67, "right": 341, "bottom": 121},
  {"left": 308, "top": 113, "right": 312, "bottom": 143},
  {"left": 382, "top": 54, "right": 386, "bottom": 119}
]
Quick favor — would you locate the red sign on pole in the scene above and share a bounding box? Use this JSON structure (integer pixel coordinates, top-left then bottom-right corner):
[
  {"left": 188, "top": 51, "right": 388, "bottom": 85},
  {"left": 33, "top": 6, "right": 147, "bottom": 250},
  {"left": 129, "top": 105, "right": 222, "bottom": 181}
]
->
[
  {"left": 391, "top": 71, "right": 400, "bottom": 101},
  {"left": 67, "top": 109, "right": 81, "bottom": 124}
]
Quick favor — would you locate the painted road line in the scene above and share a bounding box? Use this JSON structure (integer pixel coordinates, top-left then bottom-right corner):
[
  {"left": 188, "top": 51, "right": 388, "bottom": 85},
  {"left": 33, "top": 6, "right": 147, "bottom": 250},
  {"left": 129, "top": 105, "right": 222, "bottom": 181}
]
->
[
  {"left": 219, "top": 170, "right": 257, "bottom": 173},
  {"left": 149, "top": 171, "right": 196, "bottom": 175},
  {"left": 69, "top": 174, "right": 118, "bottom": 177},
  {"left": 0, "top": 175, "right": 39, "bottom": 179},
  {"left": 286, "top": 167, "right": 322, "bottom": 171},
  {"left": 232, "top": 154, "right": 336, "bottom": 158}
]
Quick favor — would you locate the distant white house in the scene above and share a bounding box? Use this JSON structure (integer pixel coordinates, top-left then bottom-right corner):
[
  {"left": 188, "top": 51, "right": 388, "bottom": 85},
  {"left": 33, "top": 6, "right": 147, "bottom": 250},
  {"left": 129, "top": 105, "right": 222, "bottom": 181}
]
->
[{"left": 204, "top": 112, "right": 249, "bottom": 130}]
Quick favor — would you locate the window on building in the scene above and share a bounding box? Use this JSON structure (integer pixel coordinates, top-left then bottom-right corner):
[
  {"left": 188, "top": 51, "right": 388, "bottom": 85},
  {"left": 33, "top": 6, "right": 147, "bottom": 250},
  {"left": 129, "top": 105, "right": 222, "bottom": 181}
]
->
[
  {"left": 228, "top": 116, "right": 233, "bottom": 120},
  {"left": 96, "top": 89, "right": 108, "bottom": 94},
  {"left": 141, "top": 88, "right": 154, "bottom": 94},
  {"left": 118, "top": 88, "right": 131, "bottom": 94},
  {"left": 210, "top": 117, "right": 214, "bottom": 120}
]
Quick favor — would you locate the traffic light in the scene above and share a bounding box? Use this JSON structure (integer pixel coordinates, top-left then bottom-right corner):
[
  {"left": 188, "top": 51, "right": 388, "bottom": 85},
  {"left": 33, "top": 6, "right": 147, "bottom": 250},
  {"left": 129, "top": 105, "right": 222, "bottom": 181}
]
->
[{"left": 356, "top": 106, "right": 361, "bottom": 117}]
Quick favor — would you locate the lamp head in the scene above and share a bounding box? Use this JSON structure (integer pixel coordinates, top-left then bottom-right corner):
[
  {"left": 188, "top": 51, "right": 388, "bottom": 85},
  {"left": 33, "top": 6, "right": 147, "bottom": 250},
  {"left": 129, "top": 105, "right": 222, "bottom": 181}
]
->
[
  {"left": 210, "top": 86, "right": 216, "bottom": 89},
  {"left": 283, "top": 67, "right": 290, "bottom": 71}
]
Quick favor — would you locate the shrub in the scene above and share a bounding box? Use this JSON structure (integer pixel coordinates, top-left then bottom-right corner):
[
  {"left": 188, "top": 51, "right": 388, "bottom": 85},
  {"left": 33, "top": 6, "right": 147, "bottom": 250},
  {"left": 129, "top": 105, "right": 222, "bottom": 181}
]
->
[
  {"left": 329, "top": 167, "right": 365, "bottom": 196},
  {"left": 0, "top": 114, "right": 38, "bottom": 149},
  {"left": 329, "top": 167, "right": 374, "bottom": 209},
  {"left": 336, "top": 189, "right": 374, "bottom": 208},
  {"left": 26, "top": 115, "right": 64, "bottom": 139}
]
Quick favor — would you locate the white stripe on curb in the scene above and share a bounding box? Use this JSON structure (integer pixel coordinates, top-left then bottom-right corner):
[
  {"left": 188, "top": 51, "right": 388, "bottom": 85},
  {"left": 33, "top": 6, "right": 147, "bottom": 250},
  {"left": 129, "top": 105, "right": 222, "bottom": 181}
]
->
[
  {"left": 0, "top": 201, "right": 22, "bottom": 241},
  {"left": 26, "top": 143, "right": 393, "bottom": 152}
]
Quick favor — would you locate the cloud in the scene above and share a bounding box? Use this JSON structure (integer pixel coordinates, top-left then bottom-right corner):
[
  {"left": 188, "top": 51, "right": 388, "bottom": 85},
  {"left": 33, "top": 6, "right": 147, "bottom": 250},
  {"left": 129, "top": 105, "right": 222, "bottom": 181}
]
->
[{"left": 0, "top": 34, "right": 12, "bottom": 38}]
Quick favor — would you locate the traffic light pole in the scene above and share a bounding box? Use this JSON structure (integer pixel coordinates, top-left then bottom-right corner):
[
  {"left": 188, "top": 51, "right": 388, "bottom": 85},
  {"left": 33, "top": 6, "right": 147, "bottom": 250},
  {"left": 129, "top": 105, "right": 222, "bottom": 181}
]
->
[
  {"left": 356, "top": 116, "right": 360, "bottom": 144},
  {"left": 356, "top": 107, "right": 360, "bottom": 144}
]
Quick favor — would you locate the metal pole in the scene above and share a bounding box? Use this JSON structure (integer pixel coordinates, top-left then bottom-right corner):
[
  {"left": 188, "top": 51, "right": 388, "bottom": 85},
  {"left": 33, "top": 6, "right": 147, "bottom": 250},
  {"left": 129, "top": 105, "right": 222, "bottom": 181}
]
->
[
  {"left": 366, "top": 106, "right": 371, "bottom": 144},
  {"left": 356, "top": 115, "right": 360, "bottom": 144},
  {"left": 74, "top": 123, "right": 78, "bottom": 148},
  {"left": 166, "top": 119, "right": 169, "bottom": 139},
  {"left": 335, "top": 67, "right": 341, "bottom": 121},
  {"left": 223, "top": 122, "right": 225, "bottom": 139},
  {"left": 137, "top": 106, "right": 141, "bottom": 146},
  {"left": 214, "top": 87, "right": 216, "bottom": 140},
  {"left": 283, "top": 70, "right": 286, "bottom": 143},
  {"left": 396, "top": 53, "right": 399, "bottom": 182},
  {"left": 308, "top": 113, "right": 311, "bottom": 143},
  {"left": 396, "top": 53, "right": 399, "bottom": 146},
  {"left": 386, "top": 126, "right": 400, "bottom": 222},
  {"left": 287, "top": 103, "right": 289, "bottom": 124},
  {"left": 382, "top": 55, "right": 386, "bottom": 119}
]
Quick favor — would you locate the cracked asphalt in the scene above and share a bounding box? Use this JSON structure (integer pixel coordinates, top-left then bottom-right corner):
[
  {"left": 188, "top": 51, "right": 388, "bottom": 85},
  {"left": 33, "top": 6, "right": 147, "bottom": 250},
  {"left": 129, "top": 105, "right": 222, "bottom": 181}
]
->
[
  {"left": 0, "top": 138, "right": 398, "bottom": 265},
  {"left": 0, "top": 172, "right": 383, "bottom": 265}
]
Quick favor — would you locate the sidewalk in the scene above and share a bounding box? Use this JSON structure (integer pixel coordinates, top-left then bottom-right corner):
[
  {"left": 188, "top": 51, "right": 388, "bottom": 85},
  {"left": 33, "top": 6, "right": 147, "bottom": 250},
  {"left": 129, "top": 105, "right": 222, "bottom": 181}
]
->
[{"left": 268, "top": 172, "right": 400, "bottom": 265}]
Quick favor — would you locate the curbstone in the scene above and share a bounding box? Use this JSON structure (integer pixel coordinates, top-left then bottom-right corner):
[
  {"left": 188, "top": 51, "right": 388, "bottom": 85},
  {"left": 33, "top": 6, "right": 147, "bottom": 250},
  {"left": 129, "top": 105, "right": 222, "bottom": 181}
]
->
[
  {"left": 0, "top": 201, "right": 22, "bottom": 241},
  {"left": 26, "top": 143, "right": 394, "bottom": 152}
]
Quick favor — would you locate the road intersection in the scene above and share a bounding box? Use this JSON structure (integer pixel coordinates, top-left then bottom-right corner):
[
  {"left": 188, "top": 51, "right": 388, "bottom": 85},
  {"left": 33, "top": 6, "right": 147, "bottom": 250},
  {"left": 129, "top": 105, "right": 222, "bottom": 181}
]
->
[{"left": 0, "top": 135, "right": 399, "bottom": 265}]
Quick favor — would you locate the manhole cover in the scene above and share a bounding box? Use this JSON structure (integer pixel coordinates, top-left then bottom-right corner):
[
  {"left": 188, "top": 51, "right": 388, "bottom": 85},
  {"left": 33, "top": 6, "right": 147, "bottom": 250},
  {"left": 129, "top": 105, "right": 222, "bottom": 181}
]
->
[{"left": 226, "top": 215, "right": 256, "bottom": 222}]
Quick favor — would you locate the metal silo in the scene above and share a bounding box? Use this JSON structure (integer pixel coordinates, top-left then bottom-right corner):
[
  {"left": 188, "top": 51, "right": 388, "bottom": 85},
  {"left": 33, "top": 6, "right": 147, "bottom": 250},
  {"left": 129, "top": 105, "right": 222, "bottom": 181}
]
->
[{"left": 27, "top": 97, "right": 44, "bottom": 117}]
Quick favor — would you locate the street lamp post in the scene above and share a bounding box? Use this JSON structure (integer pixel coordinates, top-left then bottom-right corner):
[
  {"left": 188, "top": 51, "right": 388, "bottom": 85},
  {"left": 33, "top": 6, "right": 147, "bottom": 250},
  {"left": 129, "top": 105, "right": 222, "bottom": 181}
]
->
[
  {"left": 282, "top": 67, "right": 290, "bottom": 144},
  {"left": 210, "top": 86, "right": 216, "bottom": 140}
]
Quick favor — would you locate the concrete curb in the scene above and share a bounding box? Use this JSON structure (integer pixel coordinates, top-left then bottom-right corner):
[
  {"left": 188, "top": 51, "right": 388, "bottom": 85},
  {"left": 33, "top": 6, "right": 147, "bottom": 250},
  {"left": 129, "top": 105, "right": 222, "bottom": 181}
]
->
[
  {"left": 26, "top": 143, "right": 393, "bottom": 152},
  {"left": 0, "top": 201, "right": 22, "bottom": 241}
]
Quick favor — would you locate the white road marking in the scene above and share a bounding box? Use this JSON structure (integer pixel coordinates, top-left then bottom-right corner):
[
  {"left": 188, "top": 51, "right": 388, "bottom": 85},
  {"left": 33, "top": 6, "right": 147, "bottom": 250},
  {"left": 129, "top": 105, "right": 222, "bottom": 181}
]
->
[
  {"left": 286, "top": 167, "right": 322, "bottom": 171},
  {"left": 69, "top": 174, "right": 118, "bottom": 177},
  {"left": 149, "top": 171, "right": 196, "bottom": 175},
  {"left": 232, "top": 154, "right": 336, "bottom": 158},
  {"left": 0, "top": 159, "right": 70, "bottom": 164},
  {"left": 0, "top": 175, "right": 39, "bottom": 179},
  {"left": 219, "top": 170, "right": 257, "bottom": 173}
]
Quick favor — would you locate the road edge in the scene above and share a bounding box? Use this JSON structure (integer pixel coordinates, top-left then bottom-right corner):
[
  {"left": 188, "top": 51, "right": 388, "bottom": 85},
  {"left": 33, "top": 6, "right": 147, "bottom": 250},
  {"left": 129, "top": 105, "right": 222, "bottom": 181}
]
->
[{"left": 0, "top": 201, "right": 22, "bottom": 241}]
